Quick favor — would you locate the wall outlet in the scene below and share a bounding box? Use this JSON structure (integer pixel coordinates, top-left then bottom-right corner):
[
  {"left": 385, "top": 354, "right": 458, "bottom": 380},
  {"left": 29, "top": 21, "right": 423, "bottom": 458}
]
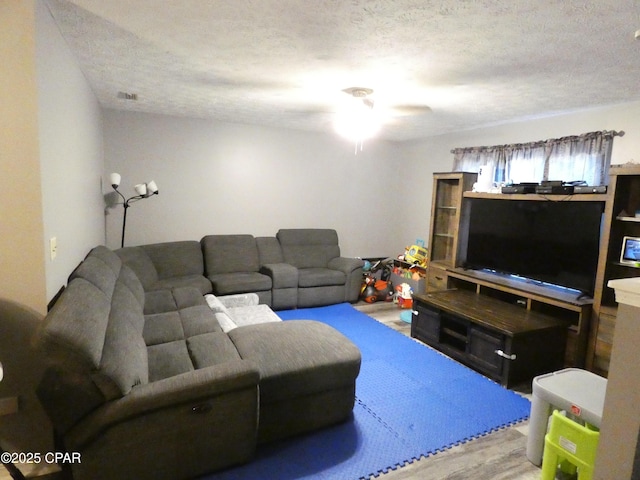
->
[{"left": 50, "top": 236, "right": 57, "bottom": 260}]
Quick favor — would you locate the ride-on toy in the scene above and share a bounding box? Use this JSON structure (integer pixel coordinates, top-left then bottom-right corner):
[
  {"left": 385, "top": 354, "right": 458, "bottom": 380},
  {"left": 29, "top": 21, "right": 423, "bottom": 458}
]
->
[{"left": 360, "top": 258, "right": 394, "bottom": 303}]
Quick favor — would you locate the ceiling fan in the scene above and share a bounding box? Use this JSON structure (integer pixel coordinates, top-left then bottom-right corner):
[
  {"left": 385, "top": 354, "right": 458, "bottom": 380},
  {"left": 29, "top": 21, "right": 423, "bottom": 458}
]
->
[
  {"left": 340, "top": 87, "right": 432, "bottom": 117},
  {"left": 284, "top": 86, "right": 433, "bottom": 152}
]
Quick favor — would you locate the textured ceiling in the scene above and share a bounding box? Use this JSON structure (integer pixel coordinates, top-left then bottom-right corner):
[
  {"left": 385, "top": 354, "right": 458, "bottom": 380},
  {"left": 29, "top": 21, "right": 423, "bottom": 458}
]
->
[{"left": 45, "top": 0, "right": 640, "bottom": 142}]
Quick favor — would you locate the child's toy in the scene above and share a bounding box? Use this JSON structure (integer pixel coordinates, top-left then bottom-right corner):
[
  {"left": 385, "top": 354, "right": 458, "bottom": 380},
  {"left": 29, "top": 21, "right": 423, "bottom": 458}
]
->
[
  {"left": 362, "top": 279, "right": 394, "bottom": 303},
  {"left": 395, "top": 283, "right": 413, "bottom": 309},
  {"left": 360, "top": 258, "right": 394, "bottom": 303},
  {"left": 403, "top": 244, "right": 428, "bottom": 267}
]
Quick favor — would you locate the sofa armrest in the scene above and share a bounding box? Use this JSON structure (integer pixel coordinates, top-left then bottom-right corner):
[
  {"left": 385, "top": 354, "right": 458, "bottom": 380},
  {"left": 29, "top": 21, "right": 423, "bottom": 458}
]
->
[
  {"left": 328, "top": 257, "right": 365, "bottom": 275},
  {"left": 67, "top": 360, "right": 259, "bottom": 449},
  {"left": 260, "top": 263, "right": 298, "bottom": 288},
  {"left": 328, "top": 257, "right": 365, "bottom": 303}
]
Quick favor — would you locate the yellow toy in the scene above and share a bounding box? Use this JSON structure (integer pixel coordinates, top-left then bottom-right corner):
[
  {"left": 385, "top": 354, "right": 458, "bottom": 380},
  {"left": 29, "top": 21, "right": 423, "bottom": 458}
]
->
[{"left": 404, "top": 244, "right": 428, "bottom": 266}]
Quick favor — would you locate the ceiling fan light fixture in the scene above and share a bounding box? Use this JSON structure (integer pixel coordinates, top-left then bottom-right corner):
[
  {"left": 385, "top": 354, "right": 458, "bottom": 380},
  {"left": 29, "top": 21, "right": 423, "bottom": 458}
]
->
[{"left": 335, "top": 87, "right": 381, "bottom": 153}]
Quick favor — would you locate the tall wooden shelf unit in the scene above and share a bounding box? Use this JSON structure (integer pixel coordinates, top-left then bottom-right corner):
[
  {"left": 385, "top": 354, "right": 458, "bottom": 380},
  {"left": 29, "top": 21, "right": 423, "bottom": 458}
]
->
[
  {"left": 588, "top": 165, "right": 640, "bottom": 376},
  {"left": 421, "top": 172, "right": 611, "bottom": 373},
  {"left": 426, "top": 172, "right": 477, "bottom": 292}
]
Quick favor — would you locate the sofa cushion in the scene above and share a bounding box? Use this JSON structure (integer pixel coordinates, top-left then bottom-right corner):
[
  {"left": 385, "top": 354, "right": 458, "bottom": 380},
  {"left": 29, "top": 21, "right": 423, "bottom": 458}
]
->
[
  {"left": 147, "top": 341, "right": 194, "bottom": 382},
  {"left": 69, "top": 256, "right": 118, "bottom": 296},
  {"left": 99, "top": 309, "right": 148, "bottom": 399},
  {"left": 154, "top": 275, "right": 212, "bottom": 295},
  {"left": 115, "top": 246, "right": 159, "bottom": 290},
  {"left": 229, "top": 320, "right": 361, "bottom": 403},
  {"left": 202, "top": 234, "right": 262, "bottom": 274},
  {"left": 143, "top": 290, "right": 179, "bottom": 315},
  {"left": 143, "top": 241, "right": 204, "bottom": 279},
  {"left": 117, "top": 242, "right": 211, "bottom": 295},
  {"left": 187, "top": 332, "right": 242, "bottom": 368},
  {"left": 143, "top": 312, "right": 184, "bottom": 346},
  {"left": 180, "top": 305, "right": 223, "bottom": 337},
  {"left": 38, "top": 278, "right": 111, "bottom": 373},
  {"left": 297, "top": 268, "right": 346, "bottom": 287},
  {"left": 84, "top": 245, "right": 123, "bottom": 277},
  {"left": 208, "top": 272, "right": 272, "bottom": 295},
  {"left": 144, "top": 306, "right": 222, "bottom": 346},
  {"left": 277, "top": 229, "right": 341, "bottom": 269}
]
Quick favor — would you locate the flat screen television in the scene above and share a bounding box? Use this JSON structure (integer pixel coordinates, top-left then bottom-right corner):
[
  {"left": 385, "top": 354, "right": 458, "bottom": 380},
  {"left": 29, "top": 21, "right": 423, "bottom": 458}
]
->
[{"left": 464, "top": 198, "right": 604, "bottom": 296}]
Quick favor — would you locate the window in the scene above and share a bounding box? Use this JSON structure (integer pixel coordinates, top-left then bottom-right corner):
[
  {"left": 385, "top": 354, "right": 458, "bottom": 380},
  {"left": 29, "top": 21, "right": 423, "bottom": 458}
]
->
[{"left": 452, "top": 130, "right": 621, "bottom": 186}]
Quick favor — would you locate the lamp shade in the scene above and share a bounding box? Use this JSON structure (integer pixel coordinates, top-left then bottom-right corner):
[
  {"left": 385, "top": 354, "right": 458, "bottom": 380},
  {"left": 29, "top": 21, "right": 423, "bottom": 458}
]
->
[
  {"left": 147, "top": 180, "right": 158, "bottom": 194},
  {"left": 134, "top": 183, "right": 147, "bottom": 196},
  {"left": 0, "top": 361, "right": 3, "bottom": 382},
  {"left": 109, "top": 172, "right": 121, "bottom": 188}
]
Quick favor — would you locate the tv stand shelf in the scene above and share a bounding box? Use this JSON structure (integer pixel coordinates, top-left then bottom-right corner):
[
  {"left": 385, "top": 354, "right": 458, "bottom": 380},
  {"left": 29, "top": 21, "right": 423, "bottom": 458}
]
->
[
  {"left": 463, "top": 191, "right": 608, "bottom": 202},
  {"left": 411, "top": 289, "right": 569, "bottom": 387},
  {"left": 432, "top": 268, "right": 593, "bottom": 368}
]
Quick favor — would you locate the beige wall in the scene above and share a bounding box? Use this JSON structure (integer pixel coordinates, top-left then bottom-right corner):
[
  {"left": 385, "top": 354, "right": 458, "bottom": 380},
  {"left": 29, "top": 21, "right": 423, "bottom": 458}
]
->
[{"left": 0, "top": 1, "right": 47, "bottom": 314}]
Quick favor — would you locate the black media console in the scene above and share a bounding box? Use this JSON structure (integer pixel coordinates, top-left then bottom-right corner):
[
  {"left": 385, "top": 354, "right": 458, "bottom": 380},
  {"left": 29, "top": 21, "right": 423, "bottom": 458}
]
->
[{"left": 411, "top": 289, "right": 569, "bottom": 387}]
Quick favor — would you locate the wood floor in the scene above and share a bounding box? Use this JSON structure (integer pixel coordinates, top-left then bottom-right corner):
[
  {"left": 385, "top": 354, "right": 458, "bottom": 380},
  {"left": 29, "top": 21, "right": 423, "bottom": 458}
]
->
[{"left": 354, "top": 300, "right": 541, "bottom": 480}]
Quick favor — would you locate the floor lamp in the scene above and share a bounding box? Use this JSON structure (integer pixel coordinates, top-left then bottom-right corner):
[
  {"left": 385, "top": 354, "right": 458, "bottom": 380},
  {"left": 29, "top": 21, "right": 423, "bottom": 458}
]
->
[
  {"left": 110, "top": 173, "right": 159, "bottom": 248},
  {"left": 0, "top": 362, "right": 26, "bottom": 480}
]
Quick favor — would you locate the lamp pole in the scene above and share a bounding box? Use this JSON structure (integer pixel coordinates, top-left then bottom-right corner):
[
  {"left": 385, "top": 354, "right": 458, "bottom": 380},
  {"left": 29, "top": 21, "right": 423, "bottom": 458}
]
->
[{"left": 110, "top": 175, "right": 159, "bottom": 248}]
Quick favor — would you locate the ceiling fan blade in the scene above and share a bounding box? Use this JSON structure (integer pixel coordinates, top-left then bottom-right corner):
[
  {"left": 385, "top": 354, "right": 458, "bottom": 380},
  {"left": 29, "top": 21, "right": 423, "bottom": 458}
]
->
[{"left": 391, "top": 105, "right": 433, "bottom": 116}]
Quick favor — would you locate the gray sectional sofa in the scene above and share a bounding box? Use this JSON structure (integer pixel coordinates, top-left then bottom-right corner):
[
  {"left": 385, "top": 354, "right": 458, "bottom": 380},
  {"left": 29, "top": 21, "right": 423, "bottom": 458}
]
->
[
  {"left": 117, "top": 229, "right": 364, "bottom": 310},
  {"left": 35, "top": 244, "right": 362, "bottom": 480}
]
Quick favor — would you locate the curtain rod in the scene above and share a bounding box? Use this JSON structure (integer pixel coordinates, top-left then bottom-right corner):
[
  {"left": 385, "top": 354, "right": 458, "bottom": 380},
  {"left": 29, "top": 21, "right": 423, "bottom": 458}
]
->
[{"left": 450, "top": 129, "right": 625, "bottom": 154}]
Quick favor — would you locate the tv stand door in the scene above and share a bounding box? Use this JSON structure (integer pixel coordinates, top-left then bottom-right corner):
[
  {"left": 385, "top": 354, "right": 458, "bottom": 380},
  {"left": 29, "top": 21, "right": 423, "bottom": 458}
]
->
[{"left": 468, "top": 326, "right": 504, "bottom": 378}]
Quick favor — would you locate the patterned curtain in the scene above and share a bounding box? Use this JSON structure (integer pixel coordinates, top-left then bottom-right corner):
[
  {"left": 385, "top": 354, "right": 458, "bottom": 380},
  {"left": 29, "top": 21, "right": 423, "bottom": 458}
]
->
[{"left": 452, "top": 130, "right": 621, "bottom": 186}]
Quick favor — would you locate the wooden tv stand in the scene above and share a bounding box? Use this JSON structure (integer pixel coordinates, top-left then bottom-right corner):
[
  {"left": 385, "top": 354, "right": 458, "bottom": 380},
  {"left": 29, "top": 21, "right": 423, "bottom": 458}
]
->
[{"left": 411, "top": 288, "right": 570, "bottom": 387}]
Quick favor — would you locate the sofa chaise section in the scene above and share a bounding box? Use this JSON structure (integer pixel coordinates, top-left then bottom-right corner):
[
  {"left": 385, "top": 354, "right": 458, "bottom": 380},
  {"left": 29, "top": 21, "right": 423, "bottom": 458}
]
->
[{"left": 229, "top": 320, "right": 361, "bottom": 443}]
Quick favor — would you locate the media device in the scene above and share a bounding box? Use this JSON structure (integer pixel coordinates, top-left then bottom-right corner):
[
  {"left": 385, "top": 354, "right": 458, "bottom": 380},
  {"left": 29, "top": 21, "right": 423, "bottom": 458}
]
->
[
  {"left": 620, "top": 236, "right": 640, "bottom": 267},
  {"left": 535, "top": 185, "right": 575, "bottom": 195},
  {"left": 501, "top": 183, "right": 538, "bottom": 194},
  {"left": 573, "top": 185, "right": 607, "bottom": 194},
  {"left": 465, "top": 198, "right": 604, "bottom": 296}
]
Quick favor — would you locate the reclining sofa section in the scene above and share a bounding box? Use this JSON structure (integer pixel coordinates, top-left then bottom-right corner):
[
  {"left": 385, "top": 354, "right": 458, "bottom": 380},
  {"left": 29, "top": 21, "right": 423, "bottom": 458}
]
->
[
  {"left": 35, "top": 245, "right": 362, "bottom": 480},
  {"left": 117, "top": 229, "right": 364, "bottom": 310}
]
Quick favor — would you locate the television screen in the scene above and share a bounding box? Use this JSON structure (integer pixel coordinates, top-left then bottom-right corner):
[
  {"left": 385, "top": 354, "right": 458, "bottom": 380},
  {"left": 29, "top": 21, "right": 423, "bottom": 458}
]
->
[{"left": 465, "top": 199, "right": 604, "bottom": 296}]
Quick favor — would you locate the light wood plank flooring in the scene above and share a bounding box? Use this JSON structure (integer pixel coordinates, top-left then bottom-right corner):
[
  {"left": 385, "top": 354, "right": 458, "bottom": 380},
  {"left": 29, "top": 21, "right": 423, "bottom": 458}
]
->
[{"left": 354, "top": 300, "right": 541, "bottom": 480}]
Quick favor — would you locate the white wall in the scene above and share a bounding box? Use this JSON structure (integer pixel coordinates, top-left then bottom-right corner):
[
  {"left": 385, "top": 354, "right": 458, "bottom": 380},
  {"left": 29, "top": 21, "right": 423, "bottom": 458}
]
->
[
  {"left": 103, "top": 111, "right": 420, "bottom": 258},
  {"left": 36, "top": 1, "right": 105, "bottom": 303},
  {"left": 103, "top": 102, "right": 640, "bottom": 262}
]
